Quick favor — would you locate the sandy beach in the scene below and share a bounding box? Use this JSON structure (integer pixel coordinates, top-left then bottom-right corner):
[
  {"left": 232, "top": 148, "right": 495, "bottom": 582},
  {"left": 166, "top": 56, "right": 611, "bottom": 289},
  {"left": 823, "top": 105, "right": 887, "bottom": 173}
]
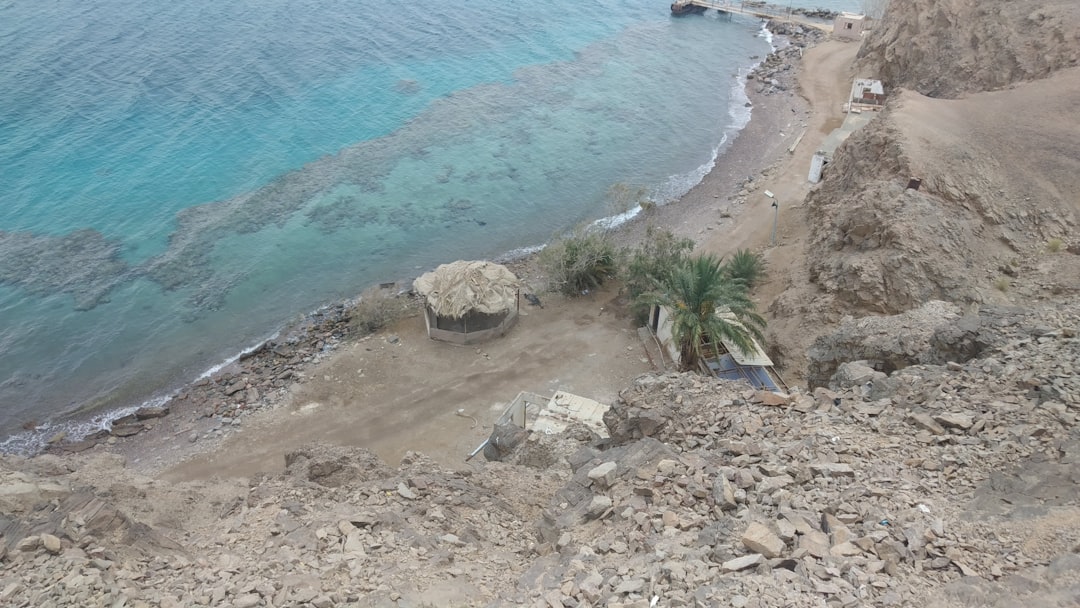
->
[{"left": 63, "top": 26, "right": 862, "bottom": 480}]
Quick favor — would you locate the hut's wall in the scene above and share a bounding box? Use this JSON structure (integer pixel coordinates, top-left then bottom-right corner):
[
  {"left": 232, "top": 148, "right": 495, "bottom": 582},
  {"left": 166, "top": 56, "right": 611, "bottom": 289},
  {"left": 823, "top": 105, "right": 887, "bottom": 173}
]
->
[{"left": 424, "top": 307, "right": 518, "bottom": 345}]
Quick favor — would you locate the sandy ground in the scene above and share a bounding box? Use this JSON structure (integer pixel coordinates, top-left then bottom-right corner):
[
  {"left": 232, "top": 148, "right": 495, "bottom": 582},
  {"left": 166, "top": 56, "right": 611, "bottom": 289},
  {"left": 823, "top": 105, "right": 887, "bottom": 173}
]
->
[{"left": 159, "top": 37, "right": 862, "bottom": 481}]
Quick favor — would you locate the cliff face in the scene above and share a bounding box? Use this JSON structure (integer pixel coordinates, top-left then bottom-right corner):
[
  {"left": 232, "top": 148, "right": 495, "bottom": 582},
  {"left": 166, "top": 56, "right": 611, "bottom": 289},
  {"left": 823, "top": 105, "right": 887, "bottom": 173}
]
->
[
  {"left": 856, "top": 0, "right": 1080, "bottom": 97},
  {"left": 800, "top": 71, "right": 1080, "bottom": 315}
]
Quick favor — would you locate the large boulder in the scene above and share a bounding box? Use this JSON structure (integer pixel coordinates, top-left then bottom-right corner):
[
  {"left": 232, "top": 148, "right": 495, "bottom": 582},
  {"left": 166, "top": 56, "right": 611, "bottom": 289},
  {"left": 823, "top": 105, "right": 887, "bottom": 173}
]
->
[{"left": 283, "top": 443, "right": 392, "bottom": 487}]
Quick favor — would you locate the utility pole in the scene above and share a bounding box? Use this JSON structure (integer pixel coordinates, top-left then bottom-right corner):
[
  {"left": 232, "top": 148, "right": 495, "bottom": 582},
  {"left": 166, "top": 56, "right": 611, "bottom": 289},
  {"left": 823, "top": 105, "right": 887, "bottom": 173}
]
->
[{"left": 765, "top": 190, "right": 778, "bottom": 246}]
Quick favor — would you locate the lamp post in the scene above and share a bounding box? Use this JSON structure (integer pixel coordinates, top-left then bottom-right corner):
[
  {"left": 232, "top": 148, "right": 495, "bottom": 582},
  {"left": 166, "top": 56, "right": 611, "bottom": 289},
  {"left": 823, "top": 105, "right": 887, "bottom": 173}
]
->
[{"left": 765, "top": 190, "right": 778, "bottom": 246}]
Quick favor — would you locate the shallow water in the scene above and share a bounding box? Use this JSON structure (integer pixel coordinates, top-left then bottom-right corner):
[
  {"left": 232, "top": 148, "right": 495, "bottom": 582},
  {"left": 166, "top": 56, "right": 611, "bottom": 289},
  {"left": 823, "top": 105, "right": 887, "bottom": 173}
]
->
[{"left": 0, "top": 0, "right": 859, "bottom": 450}]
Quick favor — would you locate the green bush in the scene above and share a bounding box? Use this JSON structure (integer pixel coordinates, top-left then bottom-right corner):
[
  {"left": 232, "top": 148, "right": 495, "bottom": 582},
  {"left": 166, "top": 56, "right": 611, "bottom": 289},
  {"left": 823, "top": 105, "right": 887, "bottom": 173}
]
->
[
  {"left": 624, "top": 227, "right": 695, "bottom": 320},
  {"left": 539, "top": 227, "right": 620, "bottom": 296},
  {"left": 723, "top": 248, "right": 768, "bottom": 289},
  {"left": 1047, "top": 238, "right": 1064, "bottom": 253}
]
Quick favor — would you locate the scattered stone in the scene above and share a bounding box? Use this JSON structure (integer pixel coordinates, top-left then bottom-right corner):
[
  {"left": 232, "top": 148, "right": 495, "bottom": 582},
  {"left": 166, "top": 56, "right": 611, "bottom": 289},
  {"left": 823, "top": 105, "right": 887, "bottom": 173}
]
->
[
  {"left": 741, "top": 522, "right": 786, "bottom": 558},
  {"left": 908, "top": 413, "right": 946, "bottom": 435},
  {"left": 587, "top": 461, "right": 618, "bottom": 488},
  {"left": 809, "top": 463, "right": 855, "bottom": 477},
  {"left": 41, "top": 533, "right": 62, "bottom": 554},
  {"left": 586, "top": 495, "right": 612, "bottom": 519},
  {"left": 933, "top": 412, "right": 974, "bottom": 430},
  {"left": 135, "top": 405, "right": 170, "bottom": 420},
  {"left": 722, "top": 554, "right": 765, "bottom": 572}
]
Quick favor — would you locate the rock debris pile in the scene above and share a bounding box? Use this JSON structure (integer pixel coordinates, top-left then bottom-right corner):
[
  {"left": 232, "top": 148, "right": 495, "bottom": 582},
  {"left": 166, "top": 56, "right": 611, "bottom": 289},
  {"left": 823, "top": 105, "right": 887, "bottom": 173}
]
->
[
  {"left": 748, "top": 23, "right": 824, "bottom": 97},
  {"left": 3, "top": 304, "right": 1078, "bottom": 607}
]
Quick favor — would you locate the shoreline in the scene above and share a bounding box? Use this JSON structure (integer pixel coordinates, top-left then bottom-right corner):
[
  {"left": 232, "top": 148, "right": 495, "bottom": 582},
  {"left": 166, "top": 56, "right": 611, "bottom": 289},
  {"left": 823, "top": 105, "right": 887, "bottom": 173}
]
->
[
  {"left": 21, "top": 21, "right": 823, "bottom": 469},
  {"left": 0, "top": 24, "right": 779, "bottom": 456}
]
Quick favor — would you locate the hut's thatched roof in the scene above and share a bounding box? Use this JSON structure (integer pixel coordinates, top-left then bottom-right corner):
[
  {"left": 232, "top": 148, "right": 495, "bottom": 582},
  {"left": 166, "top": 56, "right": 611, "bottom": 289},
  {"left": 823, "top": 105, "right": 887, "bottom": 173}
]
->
[{"left": 413, "top": 261, "right": 519, "bottom": 319}]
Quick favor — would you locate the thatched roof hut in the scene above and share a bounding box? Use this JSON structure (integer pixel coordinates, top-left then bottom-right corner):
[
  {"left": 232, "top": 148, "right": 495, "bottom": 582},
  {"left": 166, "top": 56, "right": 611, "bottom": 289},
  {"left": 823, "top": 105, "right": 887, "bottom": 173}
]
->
[{"left": 413, "top": 261, "right": 520, "bottom": 344}]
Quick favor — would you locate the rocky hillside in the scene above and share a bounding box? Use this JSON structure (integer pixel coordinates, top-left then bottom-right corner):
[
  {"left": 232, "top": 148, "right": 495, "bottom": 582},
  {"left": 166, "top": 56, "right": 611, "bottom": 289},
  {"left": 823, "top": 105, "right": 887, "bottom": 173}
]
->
[
  {"left": 2, "top": 302, "right": 1078, "bottom": 607},
  {"left": 801, "top": 70, "right": 1080, "bottom": 316},
  {"left": 3, "top": 2, "right": 1080, "bottom": 606},
  {"left": 769, "top": 0, "right": 1080, "bottom": 383},
  {"left": 856, "top": 0, "right": 1080, "bottom": 98}
]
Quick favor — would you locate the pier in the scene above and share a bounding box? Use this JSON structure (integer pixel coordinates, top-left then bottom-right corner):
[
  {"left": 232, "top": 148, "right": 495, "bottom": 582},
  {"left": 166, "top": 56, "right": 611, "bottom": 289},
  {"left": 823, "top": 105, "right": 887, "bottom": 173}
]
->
[{"left": 671, "top": 0, "right": 832, "bottom": 29}]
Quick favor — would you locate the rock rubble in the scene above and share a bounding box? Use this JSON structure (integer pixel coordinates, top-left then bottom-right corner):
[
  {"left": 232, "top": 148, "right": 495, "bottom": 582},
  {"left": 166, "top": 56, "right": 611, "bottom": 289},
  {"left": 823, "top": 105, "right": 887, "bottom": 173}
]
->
[{"left": 4, "top": 303, "right": 1077, "bottom": 607}]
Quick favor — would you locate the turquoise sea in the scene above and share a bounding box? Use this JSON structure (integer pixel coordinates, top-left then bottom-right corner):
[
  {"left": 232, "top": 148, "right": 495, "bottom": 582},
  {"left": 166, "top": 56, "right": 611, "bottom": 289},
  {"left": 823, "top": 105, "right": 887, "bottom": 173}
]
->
[{"left": 0, "top": 0, "right": 858, "bottom": 451}]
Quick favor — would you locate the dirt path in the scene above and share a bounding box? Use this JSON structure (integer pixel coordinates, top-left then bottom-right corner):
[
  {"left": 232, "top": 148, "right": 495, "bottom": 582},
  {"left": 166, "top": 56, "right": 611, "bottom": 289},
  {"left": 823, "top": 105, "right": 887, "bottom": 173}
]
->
[
  {"left": 164, "top": 285, "right": 652, "bottom": 480},
  {"left": 699, "top": 39, "right": 859, "bottom": 258},
  {"left": 697, "top": 39, "right": 860, "bottom": 382}
]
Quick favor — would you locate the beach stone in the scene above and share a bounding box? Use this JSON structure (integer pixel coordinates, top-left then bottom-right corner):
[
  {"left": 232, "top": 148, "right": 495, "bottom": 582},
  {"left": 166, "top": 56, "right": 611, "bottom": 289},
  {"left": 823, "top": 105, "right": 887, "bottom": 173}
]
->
[
  {"left": 110, "top": 423, "right": 144, "bottom": 437},
  {"left": 135, "top": 406, "right": 170, "bottom": 420}
]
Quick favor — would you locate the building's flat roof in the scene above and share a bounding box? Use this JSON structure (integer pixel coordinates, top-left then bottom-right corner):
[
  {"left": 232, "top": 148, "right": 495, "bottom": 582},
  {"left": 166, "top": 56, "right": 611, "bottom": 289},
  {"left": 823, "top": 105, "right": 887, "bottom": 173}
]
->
[
  {"left": 531, "top": 391, "right": 610, "bottom": 438},
  {"left": 851, "top": 78, "right": 885, "bottom": 100},
  {"left": 715, "top": 311, "right": 773, "bottom": 367}
]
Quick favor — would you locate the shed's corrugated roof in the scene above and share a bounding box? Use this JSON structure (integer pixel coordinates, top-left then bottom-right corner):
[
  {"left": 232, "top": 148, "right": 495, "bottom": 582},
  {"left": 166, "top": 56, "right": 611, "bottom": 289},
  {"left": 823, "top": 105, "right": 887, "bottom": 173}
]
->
[{"left": 716, "top": 311, "right": 774, "bottom": 367}]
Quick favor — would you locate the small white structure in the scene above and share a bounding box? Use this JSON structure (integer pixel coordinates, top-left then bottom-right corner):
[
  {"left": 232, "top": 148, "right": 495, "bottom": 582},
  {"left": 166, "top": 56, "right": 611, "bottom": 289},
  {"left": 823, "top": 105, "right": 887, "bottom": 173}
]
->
[
  {"left": 468, "top": 390, "right": 610, "bottom": 460},
  {"left": 849, "top": 78, "right": 886, "bottom": 110},
  {"left": 808, "top": 78, "right": 885, "bottom": 183},
  {"left": 413, "top": 260, "right": 520, "bottom": 345},
  {"left": 808, "top": 152, "right": 827, "bottom": 184},
  {"left": 833, "top": 12, "right": 867, "bottom": 41}
]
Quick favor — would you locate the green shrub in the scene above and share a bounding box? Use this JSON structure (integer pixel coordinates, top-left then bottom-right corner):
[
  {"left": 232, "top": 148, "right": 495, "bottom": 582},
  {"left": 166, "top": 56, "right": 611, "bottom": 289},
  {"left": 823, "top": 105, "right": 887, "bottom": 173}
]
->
[
  {"left": 624, "top": 227, "right": 695, "bottom": 320},
  {"left": 539, "top": 227, "right": 620, "bottom": 296},
  {"left": 1047, "top": 238, "right": 1064, "bottom": 253},
  {"left": 723, "top": 249, "right": 768, "bottom": 289},
  {"left": 993, "top": 276, "right": 1010, "bottom": 292}
]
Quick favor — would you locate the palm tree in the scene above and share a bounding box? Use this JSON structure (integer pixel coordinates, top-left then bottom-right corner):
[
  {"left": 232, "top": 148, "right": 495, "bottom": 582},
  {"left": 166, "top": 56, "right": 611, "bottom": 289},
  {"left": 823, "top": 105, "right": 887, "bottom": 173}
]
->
[
  {"left": 723, "top": 248, "right": 768, "bottom": 289},
  {"left": 645, "top": 254, "right": 766, "bottom": 372}
]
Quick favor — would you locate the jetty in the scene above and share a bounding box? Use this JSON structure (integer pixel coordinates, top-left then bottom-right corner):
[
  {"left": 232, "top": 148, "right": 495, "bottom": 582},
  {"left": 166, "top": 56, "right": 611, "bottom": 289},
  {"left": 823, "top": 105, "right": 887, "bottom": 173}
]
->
[{"left": 670, "top": 0, "right": 832, "bottom": 29}]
